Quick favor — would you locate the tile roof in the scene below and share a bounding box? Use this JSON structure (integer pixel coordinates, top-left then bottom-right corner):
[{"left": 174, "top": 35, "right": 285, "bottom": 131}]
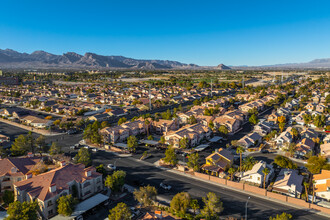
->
[{"left": 14, "top": 163, "right": 101, "bottom": 201}]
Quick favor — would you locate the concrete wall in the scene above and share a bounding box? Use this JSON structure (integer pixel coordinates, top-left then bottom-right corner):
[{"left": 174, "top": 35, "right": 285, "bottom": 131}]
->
[
  {"left": 192, "top": 172, "right": 330, "bottom": 215},
  {"left": 244, "top": 184, "right": 267, "bottom": 196},
  {"left": 287, "top": 197, "right": 310, "bottom": 209},
  {"left": 227, "top": 180, "right": 244, "bottom": 190},
  {"left": 209, "top": 176, "right": 227, "bottom": 185},
  {"left": 194, "top": 172, "right": 210, "bottom": 181},
  {"left": 266, "top": 192, "right": 288, "bottom": 202},
  {"left": 310, "top": 204, "right": 330, "bottom": 215}
]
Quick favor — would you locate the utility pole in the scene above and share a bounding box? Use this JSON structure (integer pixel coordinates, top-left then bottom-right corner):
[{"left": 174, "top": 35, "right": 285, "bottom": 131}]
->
[
  {"left": 211, "top": 79, "right": 213, "bottom": 97},
  {"left": 149, "top": 83, "right": 152, "bottom": 111},
  {"left": 242, "top": 75, "right": 245, "bottom": 89}
]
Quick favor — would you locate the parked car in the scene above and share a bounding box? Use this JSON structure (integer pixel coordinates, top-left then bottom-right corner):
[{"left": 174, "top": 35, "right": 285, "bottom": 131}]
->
[
  {"left": 160, "top": 182, "right": 171, "bottom": 190},
  {"left": 107, "top": 164, "right": 116, "bottom": 170},
  {"left": 92, "top": 148, "right": 98, "bottom": 152}
]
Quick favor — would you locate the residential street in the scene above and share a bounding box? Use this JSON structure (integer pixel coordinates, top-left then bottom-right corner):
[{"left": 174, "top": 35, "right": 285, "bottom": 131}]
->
[{"left": 91, "top": 151, "right": 328, "bottom": 220}]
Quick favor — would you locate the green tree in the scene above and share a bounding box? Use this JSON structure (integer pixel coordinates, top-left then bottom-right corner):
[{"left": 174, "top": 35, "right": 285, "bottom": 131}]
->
[
  {"left": 313, "top": 115, "right": 326, "bottom": 128},
  {"left": 118, "top": 117, "right": 127, "bottom": 125},
  {"left": 202, "top": 192, "right": 223, "bottom": 219},
  {"left": 74, "top": 148, "right": 91, "bottom": 166},
  {"left": 193, "top": 99, "right": 201, "bottom": 106},
  {"left": 147, "top": 135, "right": 153, "bottom": 140},
  {"left": 6, "top": 201, "right": 38, "bottom": 220},
  {"left": 179, "top": 137, "right": 188, "bottom": 149},
  {"left": 218, "top": 125, "right": 228, "bottom": 136},
  {"left": 2, "top": 190, "right": 14, "bottom": 205},
  {"left": 236, "top": 146, "right": 245, "bottom": 174},
  {"left": 57, "top": 194, "right": 76, "bottom": 216},
  {"left": 11, "top": 135, "right": 29, "bottom": 156},
  {"left": 96, "top": 164, "right": 106, "bottom": 176},
  {"left": 262, "top": 168, "right": 270, "bottom": 189},
  {"left": 159, "top": 136, "right": 165, "bottom": 145},
  {"left": 269, "top": 212, "right": 292, "bottom": 220},
  {"left": 279, "top": 122, "right": 285, "bottom": 133},
  {"left": 306, "top": 156, "right": 329, "bottom": 174},
  {"left": 163, "top": 147, "right": 178, "bottom": 166},
  {"left": 101, "top": 121, "right": 110, "bottom": 128},
  {"left": 190, "top": 199, "right": 200, "bottom": 215},
  {"left": 133, "top": 185, "right": 157, "bottom": 207},
  {"left": 228, "top": 168, "right": 235, "bottom": 181},
  {"left": 170, "top": 192, "right": 191, "bottom": 216},
  {"left": 127, "top": 135, "right": 138, "bottom": 153},
  {"left": 291, "top": 127, "right": 299, "bottom": 141},
  {"left": 105, "top": 170, "right": 126, "bottom": 192},
  {"left": 189, "top": 115, "right": 197, "bottom": 124},
  {"left": 274, "top": 155, "right": 297, "bottom": 169},
  {"left": 187, "top": 153, "right": 200, "bottom": 171},
  {"left": 108, "top": 202, "right": 131, "bottom": 220},
  {"left": 36, "top": 135, "right": 48, "bottom": 153},
  {"left": 249, "top": 114, "right": 259, "bottom": 125},
  {"left": 49, "top": 142, "right": 61, "bottom": 155}
]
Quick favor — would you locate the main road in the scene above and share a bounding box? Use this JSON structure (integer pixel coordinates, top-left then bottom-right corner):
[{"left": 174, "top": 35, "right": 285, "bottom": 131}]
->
[{"left": 92, "top": 151, "right": 328, "bottom": 220}]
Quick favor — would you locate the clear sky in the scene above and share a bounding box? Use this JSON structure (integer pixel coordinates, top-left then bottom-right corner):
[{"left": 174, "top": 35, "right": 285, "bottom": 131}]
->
[{"left": 1, "top": 0, "right": 330, "bottom": 66}]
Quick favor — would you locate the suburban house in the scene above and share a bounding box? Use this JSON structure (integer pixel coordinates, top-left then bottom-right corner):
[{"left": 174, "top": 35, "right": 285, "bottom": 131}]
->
[
  {"left": 240, "top": 161, "right": 274, "bottom": 187},
  {"left": 21, "top": 115, "right": 53, "bottom": 128},
  {"left": 0, "top": 156, "right": 41, "bottom": 192},
  {"left": 100, "top": 119, "right": 146, "bottom": 143},
  {"left": 295, "top": 138, "right": 315, "bottom": 156},
  {"left": 237, "top": 132, "right": 263, "bottom": 148},
  {"left": 14, "top": 163, "right": 103, "bottom": 219},
  {"left": 151, "top": 118, "right": 179, "bottom": 135},
  {"left": 164, "top": 123, "right": 211, "bottom": 148},
  {"left": 275, "top": 128, "right": 293, "bottom": 147},
  {"left": 201, "top": 148, "right": 234, "bottom": 176},
  {"left": 320, "top": 143, "right": 330, "bottom": 162},
  {"left": 267, "top": 112, "right": 280, "bottom": 124},
  {"left": 305, "top": 103, "right": 315, "bottom": 112},
  {"left": 213, "top": 115, "right": 241, "bottom": 134},
  {"left": 254, "top": 121, "right": 272, "bottom": 135},
  {"left": 272, "top": 169, "right": 303, "bottom": 198},
  {"left": 88, "top": 113, "right": 110, "bottom": 122},
  {"left": 313, "top": 170, "right": 330, "bottom": 201}
]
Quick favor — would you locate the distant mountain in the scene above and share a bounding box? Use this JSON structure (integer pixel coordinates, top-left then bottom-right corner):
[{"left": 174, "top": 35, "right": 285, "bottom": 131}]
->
[
  {"left": 0, "top": 49, "right": 200, "bottom": 70},
  {"left": 233, "top": 58, "right": 330, "bottom": 69},
  {"left": 216, "top": 64, "right": 231, "bottom": 70}
]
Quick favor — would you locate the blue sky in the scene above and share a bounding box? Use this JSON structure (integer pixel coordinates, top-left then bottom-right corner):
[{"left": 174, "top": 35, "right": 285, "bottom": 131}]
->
[{"left": 1, "top": 0, "right": 330, "bottom": 66}]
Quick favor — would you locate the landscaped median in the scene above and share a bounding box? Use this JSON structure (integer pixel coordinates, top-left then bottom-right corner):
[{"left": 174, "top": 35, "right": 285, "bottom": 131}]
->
[{"left": 187, "top": 171, "right": 330, "bottom": 215}]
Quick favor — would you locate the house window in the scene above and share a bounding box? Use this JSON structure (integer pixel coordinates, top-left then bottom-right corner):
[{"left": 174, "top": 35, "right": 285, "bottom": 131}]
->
[
  {"left": 96, "top": 178, "right": 101, "bottom": 183},
  {"left": 258, "top": 177, "right": 260, "bottom": 181},
  {"left": 47, "top": 200, "right": 53, "bottom": 207},
  {"left": 48, "top": 209, "right": 53, "bottom": 215},
  {"left": 17, "top": 178, "right": 21, "bottom": 182}
]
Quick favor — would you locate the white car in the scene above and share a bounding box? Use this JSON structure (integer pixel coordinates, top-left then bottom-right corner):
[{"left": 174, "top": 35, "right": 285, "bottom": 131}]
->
[
  {"left": 160, "top": 182, "right": 171, "bottom": 190},
  {"left": 107, "top": 164, "right": 116, "bottom": 170},
  {"left": 92, "top": 148, "right": 98, "bottom": 152}
]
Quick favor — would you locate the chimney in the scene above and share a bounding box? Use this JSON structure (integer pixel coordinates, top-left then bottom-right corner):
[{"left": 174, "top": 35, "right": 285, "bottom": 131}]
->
[
  {"left": 11, "top": 167, "right": 17, "bottom": 173},
  {"left": 85, "top": 170, "right": 91, "bottom": 177},
  {"left": 60, "top": 161, "right": 66, "bottom": 167},
  {"left": 26, "top": 173, "right": 32, "bottom": 179},
  {"left": 49, "top": 183, "right": 56, "bottom": 193}
]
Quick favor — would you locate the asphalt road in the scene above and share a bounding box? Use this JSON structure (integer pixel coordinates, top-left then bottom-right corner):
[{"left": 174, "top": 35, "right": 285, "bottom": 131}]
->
[{"left": 91, "top": 151, "right": 327, "bottom": 220}]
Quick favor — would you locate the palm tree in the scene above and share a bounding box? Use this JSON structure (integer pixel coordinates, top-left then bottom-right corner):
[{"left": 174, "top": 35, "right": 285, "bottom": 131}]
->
[
  {"left": 303, "top": 182, "right": 309, "bottom": 202},
  {"left": 228, "top": 168, "right": 235, "bottom": 181},
  {"left": 236, "top": 146, "right": 245, "bottom": 175},
  {"left": 144, "top": 119, "right": 151, "bottom": 137},
  {"left": 312, "top": 180, "right": 316, "bottom": 204},
  {"left": 262, "top": 168, "right": 270, "bottom": 189},
  {"left": 242, "top": 156, "right": 256, "bottom": 171}
]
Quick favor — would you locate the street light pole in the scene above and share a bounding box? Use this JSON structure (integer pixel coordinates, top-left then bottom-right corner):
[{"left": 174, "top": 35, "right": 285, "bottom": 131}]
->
[{"left": 245, "top": 196, "right": 250, "bottom": 220}]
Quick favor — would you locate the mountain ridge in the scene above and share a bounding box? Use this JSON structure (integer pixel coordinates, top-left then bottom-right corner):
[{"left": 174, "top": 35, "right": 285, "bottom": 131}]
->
[{"left": 0, "top": 49, "right": 200, "bottom": 70}]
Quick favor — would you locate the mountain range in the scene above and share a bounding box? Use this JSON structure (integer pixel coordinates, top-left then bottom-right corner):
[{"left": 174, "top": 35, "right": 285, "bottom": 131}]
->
[
  {"left": 0, "top": 49, "right": 200, "bottom": 70},
  {"left": 1, "top": 49, "right": 330, "bottom": 70}
]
